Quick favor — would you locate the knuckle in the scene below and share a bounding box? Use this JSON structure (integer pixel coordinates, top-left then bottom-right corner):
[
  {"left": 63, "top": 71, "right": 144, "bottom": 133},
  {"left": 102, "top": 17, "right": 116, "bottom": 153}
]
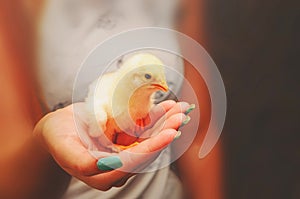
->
[
  {"left": 92, "top": 184, "right": 113, "bottom": 191},
  {"left": 112, "top": 177, "right": 131, "bottom": 187},
  {"left": 74, "top": 163, "right": 92, "bottom": 176}
]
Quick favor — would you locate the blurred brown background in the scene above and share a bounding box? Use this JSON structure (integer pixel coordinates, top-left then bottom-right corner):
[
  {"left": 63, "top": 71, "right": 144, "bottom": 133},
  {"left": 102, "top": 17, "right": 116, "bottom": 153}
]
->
[{"left": 202, "top": 0, "right": 299, "bottom": 198}]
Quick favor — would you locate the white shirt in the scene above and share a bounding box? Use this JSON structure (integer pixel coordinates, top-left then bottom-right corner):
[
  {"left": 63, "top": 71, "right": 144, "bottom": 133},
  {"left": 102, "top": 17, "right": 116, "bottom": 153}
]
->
[{"left": 38, "top": 0, "right": 184, "bottom": 111}]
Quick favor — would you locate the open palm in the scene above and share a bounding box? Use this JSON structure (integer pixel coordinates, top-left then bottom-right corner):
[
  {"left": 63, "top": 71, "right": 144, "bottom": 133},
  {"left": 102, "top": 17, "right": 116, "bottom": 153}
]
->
[{"left": 34, "top": 100, "right": 190, "bottom": 190}]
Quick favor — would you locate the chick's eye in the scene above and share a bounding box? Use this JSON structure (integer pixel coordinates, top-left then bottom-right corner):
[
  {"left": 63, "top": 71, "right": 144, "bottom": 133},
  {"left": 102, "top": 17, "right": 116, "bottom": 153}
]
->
[{"left": 145, "top": 74, "right": 152, "bottom": 79}]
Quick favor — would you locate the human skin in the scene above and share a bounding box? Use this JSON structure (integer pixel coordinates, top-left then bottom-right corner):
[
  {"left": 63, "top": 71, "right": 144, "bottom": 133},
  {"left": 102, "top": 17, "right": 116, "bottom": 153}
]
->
[
  {"left": 0, "top": 1, "right": 223, "bottom": 199},
  {"left": 0, "top": 2, "right": 70, "bottom": 199},
  {"left": 174, "top": 0, "right": 224, "bottom": 198},
  {"left": 0, "top": 7, "right": 188, "bottom": 195},
  {"left": 33, "top": 101, "right": 188, "bottom": 190}
]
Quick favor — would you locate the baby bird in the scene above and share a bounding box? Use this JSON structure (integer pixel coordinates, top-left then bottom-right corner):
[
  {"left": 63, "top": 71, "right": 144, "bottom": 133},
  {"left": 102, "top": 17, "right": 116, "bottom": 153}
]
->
[{"left": 85, "top": 53, "right": 168, "bottom": 152}]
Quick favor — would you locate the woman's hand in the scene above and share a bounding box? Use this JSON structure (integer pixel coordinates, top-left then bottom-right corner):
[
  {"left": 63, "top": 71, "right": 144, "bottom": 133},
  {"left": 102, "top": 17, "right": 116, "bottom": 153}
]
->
[{"left": 33, "top": 100, "right": 190, "bottom": 190}]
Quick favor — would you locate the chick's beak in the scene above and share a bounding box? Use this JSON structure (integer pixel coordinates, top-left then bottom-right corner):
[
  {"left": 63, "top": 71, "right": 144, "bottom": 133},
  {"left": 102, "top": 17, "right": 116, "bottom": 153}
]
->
[{"left": 152, "top": 80, "right": 168, "bottom": 92}]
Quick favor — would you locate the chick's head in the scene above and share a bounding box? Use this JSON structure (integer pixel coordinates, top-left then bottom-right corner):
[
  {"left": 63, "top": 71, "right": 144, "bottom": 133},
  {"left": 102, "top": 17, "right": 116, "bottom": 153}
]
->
[{"left": 119, "top": 53, "right": 168, "bottom": 92}]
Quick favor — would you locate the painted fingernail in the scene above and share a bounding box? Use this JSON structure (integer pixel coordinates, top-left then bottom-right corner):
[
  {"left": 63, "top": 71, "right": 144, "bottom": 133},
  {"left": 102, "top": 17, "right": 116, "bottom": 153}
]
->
[
  {"left": 180, "top": 116, "right": 191, "bottom": 128},
  {"left": 184, "top": 104, "right": 195, "bottom": 115},
  {"left": 97, "top": 156, "right": 123, "bottom": 171},
  {"left": 174, "top": 131, "right": 182, "bottom": 140}
]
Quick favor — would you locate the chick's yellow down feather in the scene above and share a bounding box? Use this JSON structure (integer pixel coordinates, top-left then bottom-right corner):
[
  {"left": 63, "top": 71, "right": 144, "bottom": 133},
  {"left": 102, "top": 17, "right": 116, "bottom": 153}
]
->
[{"left": 85, "top": 53, "right": 168, "bottom": 152}]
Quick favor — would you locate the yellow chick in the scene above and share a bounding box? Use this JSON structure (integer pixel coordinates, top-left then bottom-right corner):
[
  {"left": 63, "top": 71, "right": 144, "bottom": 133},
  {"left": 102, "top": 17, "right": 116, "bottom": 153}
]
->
[{"left": 85, "top": 53, "right": 168, "bottom": 152}]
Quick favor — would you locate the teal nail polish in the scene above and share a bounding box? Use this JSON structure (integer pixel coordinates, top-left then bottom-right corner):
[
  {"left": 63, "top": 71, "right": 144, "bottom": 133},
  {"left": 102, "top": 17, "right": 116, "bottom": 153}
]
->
[
  {"left": 184, "top": 104, "right": 195, "bottom": 115},
  {"left": 174, "top": 131, "right": 181, "bottom": 140},
  {"left": 97, "top": 156, "right": 123, "bottom": 171},
  {"left": 180, "top": 116, "right": 191, "bottom": 128}
]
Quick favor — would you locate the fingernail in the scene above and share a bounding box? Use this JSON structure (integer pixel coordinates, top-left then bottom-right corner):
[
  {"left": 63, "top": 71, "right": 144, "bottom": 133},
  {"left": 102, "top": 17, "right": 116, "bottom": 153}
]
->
[
  {"left": 173, "top": 131, "right": 181, "bottom": 140},
  {"left": 180, "top": 116, "right": 191, "bottom": 128},
  {"left": 97, "top": 156, "right": 123, "bottom": 171},
  {"left": 184, "top": 104, "right": 195, "bottom": 115}
]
